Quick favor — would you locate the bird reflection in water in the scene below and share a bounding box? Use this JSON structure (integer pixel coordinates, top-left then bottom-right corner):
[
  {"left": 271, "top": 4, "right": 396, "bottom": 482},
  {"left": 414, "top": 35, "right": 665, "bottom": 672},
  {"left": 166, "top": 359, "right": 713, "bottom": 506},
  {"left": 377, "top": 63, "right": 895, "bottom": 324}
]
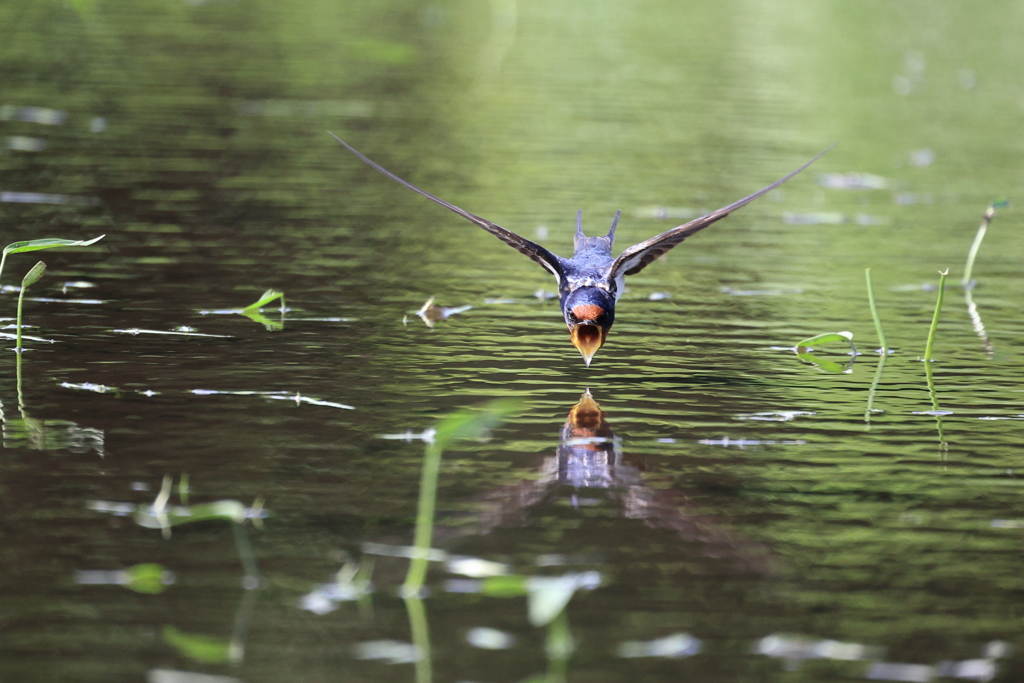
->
[{"left": 463, "top": 391, "right": 767, "bottom": 575}]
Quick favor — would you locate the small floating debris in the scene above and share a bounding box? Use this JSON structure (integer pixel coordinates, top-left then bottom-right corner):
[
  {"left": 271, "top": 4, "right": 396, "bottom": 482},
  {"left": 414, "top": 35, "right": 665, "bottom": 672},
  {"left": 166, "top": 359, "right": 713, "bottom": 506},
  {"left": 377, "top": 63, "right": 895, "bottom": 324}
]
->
[
  {"left": 720, "top": 286, "right": 803, "bottom": 296},
  {"left": 74, "top": 564, "right": 176, "bottom": 593},
  {"left": 911, "top": 410, "right": 953, "bottom": 416},
  {"left": 62, "top": 281, "right": 95, "bottom": 293},
  {"left": 736, "top": 411, "right": 815, "bottom": 422},
  {"left": 0, "top": 192, "right": 99, "bottom": 206},
  {"left": 0, "top": 331, "right": 54, "bottom": 343},
  {"left": 534, "top": 225, "right": 549, "bottom": 240},
  {"left": 647, "top": 291, "right": 671, "bottom": 301},
  {"left": 416, "top": 296, "right": 471, "bottom": 328},
  {"left": 114, "top": 328, "right": 233, "bottom": 338},
  {"left": 483, "top": 298, "right": 519, "bottom": 305},
  {"left": 534, "top": 289, "right": 556, "bottom": 301},
  {"left": 191, "top": 389, "right": 354, "bottom": 410},
  {"left": 910, "top": 148, "right": 935, "bottom": 167},
  {"left": 633, "top": 206, "right": 705, "bottom": 220},
  {"left": 61, "top": 381, "right": 114, "bottom": 393},
  {"left": 7, "top": 136, "right": 47, "bottom": 152},
  {"left": 817, "top": 172, "right": 888, "bottom": 190},
  {"left": 618, "top": 633, "right": 702, "bottom": 659},
  {"left": 894, "top": 192, "right": 933, "bottom": 205},
  {"left": 352, "top": 640, "right": 419, "bottom": 664},
  {"left": 298, "top": 561, "right": 373, "bottom": 615},
  {"left": 380, "top": 428, "right": 437, "bottom": 443},
  {"left": 755, "top": 634, "right": 882, "bottom": 663},
  {"left": 447, "top": 556, "right": 510, "bottom": 578},
  {"left": 466, "top": 627, "right": 515, "bottom": 650},
  {"left": 29, "top": 297, "right": 105, "bottom": 304},
  {"left": 0, "top": 105, "right": 67, "bottom": 125},
  {"left": 699, "top": 438, "right": 806, "bottom": 447},
  {"left": 237, "top": 99, "right": 374, "bottom": 118},
  {"left": 783, "top": 212, "right": 887, "bottom": 225}
]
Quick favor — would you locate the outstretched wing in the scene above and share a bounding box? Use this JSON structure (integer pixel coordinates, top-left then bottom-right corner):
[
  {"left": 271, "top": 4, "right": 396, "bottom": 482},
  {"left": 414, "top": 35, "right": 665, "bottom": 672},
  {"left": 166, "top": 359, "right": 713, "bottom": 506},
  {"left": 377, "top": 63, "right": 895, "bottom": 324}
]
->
[
  {"left": 329, "top": 132, "right": 564, "bottom": 279},
  {"left": 609, "top": 145, "right": 834, "bottom": 278}
]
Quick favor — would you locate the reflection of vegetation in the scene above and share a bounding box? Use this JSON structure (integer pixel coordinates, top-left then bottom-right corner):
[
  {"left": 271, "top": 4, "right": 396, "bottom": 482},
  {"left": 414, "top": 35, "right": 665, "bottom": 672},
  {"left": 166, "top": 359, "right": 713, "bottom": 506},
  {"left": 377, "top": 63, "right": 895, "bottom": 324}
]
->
[
  {"left": 793, "top": 331, "right": 855, "bottom": 374},
  {"left": 402, "top": 399, "right": 520, "bottom": 595}
]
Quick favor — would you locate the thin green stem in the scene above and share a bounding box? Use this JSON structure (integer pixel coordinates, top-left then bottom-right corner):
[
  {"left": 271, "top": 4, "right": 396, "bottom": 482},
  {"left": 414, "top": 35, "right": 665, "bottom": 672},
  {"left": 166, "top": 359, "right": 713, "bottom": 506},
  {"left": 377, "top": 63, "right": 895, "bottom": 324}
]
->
[
  {"left": 923, "top": 269, "right": 948, "bottom": 363},
  {"left": 403, "top": 441, "right": 442, "bottom": 594},
  {"left": 865, "top": 268, "right": 887, "bottom": 354},
  {"left": 962, "top": 204, "right": 999, "bottom": 287},
  {"left": 15, "top": 282, "right": 25, "bottom": 353},
  {"left": 0, "top": 251, "right": 7, "bottom": 284}
]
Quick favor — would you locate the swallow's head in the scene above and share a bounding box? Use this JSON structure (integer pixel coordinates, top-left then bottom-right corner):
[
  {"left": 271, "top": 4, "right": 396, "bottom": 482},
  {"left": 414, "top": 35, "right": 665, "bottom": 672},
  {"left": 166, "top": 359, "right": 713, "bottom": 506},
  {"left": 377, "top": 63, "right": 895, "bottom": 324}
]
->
[{"left": 563, "top": 287, "right": 615, "bottom": 367}]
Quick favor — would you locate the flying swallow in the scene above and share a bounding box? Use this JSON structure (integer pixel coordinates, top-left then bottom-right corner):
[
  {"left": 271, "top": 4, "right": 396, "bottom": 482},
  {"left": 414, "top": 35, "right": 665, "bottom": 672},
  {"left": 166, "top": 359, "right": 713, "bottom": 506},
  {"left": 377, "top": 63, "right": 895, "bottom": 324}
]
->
[{"left": 329, "top": 131, "right": 831, "bottom": 366}]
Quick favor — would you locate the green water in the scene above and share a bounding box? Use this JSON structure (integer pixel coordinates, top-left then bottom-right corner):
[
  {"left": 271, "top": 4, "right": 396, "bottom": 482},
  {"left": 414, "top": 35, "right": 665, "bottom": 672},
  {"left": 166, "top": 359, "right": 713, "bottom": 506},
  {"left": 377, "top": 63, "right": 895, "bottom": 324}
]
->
[{"left": 2, "top": 0, "right": 1024, "bottom": 681}]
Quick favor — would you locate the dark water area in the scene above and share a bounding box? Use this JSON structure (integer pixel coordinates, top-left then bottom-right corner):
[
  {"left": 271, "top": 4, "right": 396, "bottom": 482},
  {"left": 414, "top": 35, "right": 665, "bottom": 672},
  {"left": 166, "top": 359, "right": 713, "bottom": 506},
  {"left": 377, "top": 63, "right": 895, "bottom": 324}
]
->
[{"left": 3, "top": 1, "right": 1024, "bottom": 681}]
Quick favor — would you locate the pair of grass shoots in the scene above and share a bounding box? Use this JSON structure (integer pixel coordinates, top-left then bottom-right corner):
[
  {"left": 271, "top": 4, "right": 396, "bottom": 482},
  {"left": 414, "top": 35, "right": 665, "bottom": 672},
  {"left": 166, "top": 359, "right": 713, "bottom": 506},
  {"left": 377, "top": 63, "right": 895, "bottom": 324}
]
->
[
  {"left": 0, "top": 236, "right": 105, "bottom": 353},
  {"left": 798, "top": 200, "right": 1003, "bottom": 366}
]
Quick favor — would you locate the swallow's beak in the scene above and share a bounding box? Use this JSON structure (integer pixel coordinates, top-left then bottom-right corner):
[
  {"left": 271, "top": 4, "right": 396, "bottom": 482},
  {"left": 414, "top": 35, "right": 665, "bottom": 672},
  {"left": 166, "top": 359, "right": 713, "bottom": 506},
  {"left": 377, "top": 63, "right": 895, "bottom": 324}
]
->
[{"left": 570, "top": 323, "right": 607, "bottom": 367}]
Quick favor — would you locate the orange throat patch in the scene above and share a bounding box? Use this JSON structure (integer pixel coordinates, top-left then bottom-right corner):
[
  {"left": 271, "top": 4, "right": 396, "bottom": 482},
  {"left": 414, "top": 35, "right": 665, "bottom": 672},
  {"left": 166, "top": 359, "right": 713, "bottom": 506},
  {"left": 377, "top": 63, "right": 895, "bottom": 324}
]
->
[{"left": 571, "top": 303, "right": 604, "bottom": 322}]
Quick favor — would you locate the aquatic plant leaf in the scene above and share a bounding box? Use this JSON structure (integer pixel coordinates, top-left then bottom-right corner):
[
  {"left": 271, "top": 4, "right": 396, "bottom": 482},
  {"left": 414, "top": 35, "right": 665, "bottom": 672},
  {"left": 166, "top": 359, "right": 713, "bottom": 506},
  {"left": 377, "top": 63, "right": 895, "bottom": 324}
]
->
[
  {"left": 242, "top": 289, "right": 283, "bottom": 311},
  {"left": 21, "top": 261, "right": 46, "bottom": 288},
  {"left": 124, "top": 563, "right": 173, "bottom": 594},
  {"left": 795, "top": 331, "right": 853, "bottom": 348},
  {"left": 3, "top": 235, "right": 105, "bottom": 256},
  {"left": 527, "top": 576, "right": 580, "bottom": 626},
  {"left": 134, "top": 499, "right": 248, "bottom": 529},
  {"left": 433, "top": 399, "right": 522, "bottom": 450},
  {"left": 163, "top": 626, "right": 231, "bottom": 664},
  {"left": 481, "top": 575, "right": 528, "bottom": 598}
]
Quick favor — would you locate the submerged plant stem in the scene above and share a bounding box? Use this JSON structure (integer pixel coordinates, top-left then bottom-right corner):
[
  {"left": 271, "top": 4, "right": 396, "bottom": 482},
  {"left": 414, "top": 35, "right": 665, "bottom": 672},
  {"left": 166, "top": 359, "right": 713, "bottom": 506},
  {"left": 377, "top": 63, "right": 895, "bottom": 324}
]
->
[
  {"left": 865, "top": 268, "right": 887, "bottom": 354},
  {"left": 923, "top": 269, "right": 948, "bottom": 363}
]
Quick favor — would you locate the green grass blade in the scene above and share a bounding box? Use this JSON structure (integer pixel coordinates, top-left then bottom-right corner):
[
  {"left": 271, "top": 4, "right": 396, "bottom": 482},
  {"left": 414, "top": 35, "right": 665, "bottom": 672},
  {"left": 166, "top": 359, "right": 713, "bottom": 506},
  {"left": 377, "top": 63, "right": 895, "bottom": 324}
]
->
[
  {"left": 923, "top": 269, "right": 948, "bottom": 363},
  {"left": 795, "top": 331, "right": 853, "bottom": 348},
  {"left": 1, "top": 235, "right": 104, "bottom": 282},
  {"left": 242, "top": 289, "right": 284, "bottom": 311},
  {"left": 3, "top": 235, "right": 106, "bottom": 256},
  {"left": 865, "top": 268, "right": 887, "bottom": 353},
  {"left": 962, "top": 201, "right": 1007, "bottom": 287}
]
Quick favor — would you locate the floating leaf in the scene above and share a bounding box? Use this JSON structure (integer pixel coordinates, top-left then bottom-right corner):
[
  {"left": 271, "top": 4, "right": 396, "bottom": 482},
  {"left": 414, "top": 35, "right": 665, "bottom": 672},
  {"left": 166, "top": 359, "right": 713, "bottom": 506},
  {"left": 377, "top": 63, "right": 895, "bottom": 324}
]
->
[
  {"left": 134, "top": 499, "right": 249, "bottom": 530},
  {"left": 163, "top": 626, "right": 231, "bottom": 664},
  {"left": 481, "top": 575, "right": 528, "bottom": 598},
  {"left": 124, "top": 563, "right": 174, "bottom": 594},
  {"left": 795, "top": 331, "right": 853, "bottom": 348}
]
